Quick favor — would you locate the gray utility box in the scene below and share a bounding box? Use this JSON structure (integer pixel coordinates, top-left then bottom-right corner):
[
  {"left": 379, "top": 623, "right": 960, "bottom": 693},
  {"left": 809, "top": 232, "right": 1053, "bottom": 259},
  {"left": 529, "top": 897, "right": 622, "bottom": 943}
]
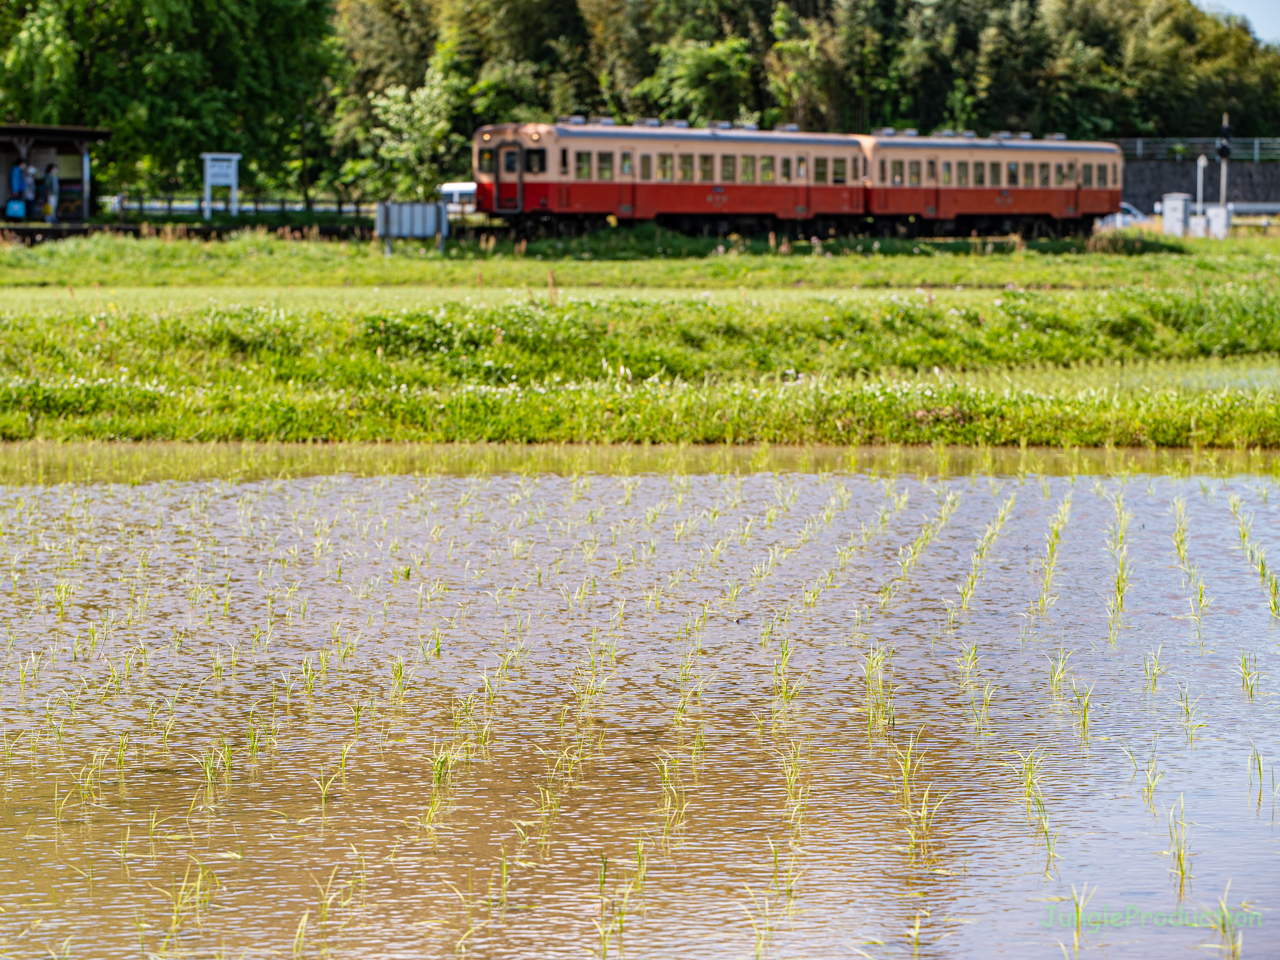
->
[{"left": 375, "top": 201, "right": 449, "bottom": 250}]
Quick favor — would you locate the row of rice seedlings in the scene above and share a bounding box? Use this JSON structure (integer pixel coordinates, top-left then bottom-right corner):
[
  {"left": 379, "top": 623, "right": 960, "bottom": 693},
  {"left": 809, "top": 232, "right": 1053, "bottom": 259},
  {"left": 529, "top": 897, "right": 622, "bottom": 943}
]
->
[
  {"left": 877, "top": 489, "right": 961, "bottom": 609},
  {"left": 954, "top": 491, "right": 1017, "bottom": 620},
  {"left": 1227, "top": 493, "right": 1280, "bottom": 619},
  {"left": 1105, "top": 491, "right": 1132, "bottom": 645},
  {"left": 1171, "top": 496, "right": 1212, "bottom": 642},
  {"left": 1031, "top": 493, "right": 1073, "bottom": 623}
]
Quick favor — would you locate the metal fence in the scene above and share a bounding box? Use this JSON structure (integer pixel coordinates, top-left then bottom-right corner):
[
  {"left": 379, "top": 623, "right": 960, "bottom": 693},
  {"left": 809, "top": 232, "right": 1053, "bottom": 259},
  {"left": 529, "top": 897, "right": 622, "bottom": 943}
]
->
[{"left": 1112, "top": 137, "right": 1280, "bottom": 162}]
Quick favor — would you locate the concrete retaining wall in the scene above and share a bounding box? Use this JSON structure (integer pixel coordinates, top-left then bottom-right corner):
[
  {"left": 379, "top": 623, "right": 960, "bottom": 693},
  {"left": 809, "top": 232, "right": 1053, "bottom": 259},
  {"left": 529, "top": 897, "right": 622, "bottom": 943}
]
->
[{"left": 1124, "top": 160, "right": 1280, "bottom": 213}]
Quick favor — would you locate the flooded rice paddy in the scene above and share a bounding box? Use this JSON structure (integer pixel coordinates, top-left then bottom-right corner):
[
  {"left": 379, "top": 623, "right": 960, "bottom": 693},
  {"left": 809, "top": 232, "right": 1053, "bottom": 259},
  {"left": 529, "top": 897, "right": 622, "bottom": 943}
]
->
[{"left": 0, "top": 443, "right": 1276, "bottom": 959}]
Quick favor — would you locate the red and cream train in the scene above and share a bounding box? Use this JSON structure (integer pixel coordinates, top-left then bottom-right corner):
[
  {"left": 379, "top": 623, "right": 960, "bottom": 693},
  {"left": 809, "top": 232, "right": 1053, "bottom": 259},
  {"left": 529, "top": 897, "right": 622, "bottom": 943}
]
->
[{"left": 473, "top": 118, "right": 1123, "bottom": 237}]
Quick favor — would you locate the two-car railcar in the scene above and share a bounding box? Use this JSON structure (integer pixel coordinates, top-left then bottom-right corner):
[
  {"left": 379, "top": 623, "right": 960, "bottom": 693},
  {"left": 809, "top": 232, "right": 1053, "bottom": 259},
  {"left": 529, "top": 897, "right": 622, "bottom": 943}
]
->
[{"left": 472, "top": 119, "right": 1123, "bottom": 238}]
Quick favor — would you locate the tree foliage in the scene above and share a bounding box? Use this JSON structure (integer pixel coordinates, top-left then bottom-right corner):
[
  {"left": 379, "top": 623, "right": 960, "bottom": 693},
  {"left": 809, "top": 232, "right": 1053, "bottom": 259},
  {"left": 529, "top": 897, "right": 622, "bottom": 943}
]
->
[{"left": 0, "top": 0, "right": 1276, "bottom": 200}]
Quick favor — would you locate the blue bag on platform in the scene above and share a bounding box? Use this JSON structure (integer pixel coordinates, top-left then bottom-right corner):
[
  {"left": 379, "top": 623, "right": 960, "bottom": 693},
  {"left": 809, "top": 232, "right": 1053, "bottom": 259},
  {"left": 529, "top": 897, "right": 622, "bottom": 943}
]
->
[{"left": 5, "top": 199, "right": 25, "bottom": 219}]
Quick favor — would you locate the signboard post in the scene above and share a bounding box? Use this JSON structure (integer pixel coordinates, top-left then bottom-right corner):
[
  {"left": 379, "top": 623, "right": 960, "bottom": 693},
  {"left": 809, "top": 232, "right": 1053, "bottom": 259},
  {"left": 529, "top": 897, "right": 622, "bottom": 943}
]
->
[{"left": 200, "top": 153, "right": 242, "bottom": 220}]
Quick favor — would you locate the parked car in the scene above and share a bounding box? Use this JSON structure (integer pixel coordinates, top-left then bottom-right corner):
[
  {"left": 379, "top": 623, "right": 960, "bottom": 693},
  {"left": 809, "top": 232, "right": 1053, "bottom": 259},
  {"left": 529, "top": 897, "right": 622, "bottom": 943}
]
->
[{"left": 1098, "top": 201, "right": 1150, "bottom": 231}]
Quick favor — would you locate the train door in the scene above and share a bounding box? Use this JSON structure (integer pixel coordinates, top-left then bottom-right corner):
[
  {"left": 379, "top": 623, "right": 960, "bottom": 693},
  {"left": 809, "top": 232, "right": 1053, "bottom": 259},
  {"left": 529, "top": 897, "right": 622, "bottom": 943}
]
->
[
  {"left": 1065, "top": 156, "right": 1080, "bottom": 219},
  {"left": 795, "top": 152, "right": 810, "bottom": 219},
  {"left": 495, "top": 144, "right": 522, "bottom": 211},
  {"left": 619, "top": 149, "right": 636, "bottom": 218},
  {"left": 925, "top": 154, "right": 940, "bottom": 220}
]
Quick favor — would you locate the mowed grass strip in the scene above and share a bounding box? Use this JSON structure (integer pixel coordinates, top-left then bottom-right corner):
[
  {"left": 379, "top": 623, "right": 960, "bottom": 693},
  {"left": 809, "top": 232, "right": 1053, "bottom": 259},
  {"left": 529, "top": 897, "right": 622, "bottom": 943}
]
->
[
  {"left": 3, "top": 229, "right": 1278, "bottom": 289},
  {"left": 0, "top": 376, "right": 1277, "bottom": 447},
  {"left": 0, "top": 287, "right": 1276, "bottom": 444}
]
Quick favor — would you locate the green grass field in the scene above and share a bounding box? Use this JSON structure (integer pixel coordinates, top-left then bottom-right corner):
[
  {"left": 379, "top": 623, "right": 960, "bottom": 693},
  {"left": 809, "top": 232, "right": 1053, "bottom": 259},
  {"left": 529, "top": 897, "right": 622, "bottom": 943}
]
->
[{"left": 1, "top": 230, "right": 1278, "bottom": 445}]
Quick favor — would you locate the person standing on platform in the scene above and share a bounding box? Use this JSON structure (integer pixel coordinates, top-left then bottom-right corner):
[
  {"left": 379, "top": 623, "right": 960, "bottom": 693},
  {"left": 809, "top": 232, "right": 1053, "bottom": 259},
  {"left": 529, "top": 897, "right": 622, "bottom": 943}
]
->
[
  {"left": 7, "top": 161, "right": 24, "bottom": 219},
  {"left": 43, "top": 162, "right": 59, "bottom": 223}
]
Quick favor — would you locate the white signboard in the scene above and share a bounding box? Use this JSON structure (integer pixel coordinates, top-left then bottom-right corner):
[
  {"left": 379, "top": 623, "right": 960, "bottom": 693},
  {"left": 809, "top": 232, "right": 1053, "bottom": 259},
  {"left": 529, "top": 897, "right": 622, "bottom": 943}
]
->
[
  {"left": 206, "top": 159, "right": 236, "bottom": 187},
  {"left": 200, "top": 152, "right": 242, "bottom": 219}
]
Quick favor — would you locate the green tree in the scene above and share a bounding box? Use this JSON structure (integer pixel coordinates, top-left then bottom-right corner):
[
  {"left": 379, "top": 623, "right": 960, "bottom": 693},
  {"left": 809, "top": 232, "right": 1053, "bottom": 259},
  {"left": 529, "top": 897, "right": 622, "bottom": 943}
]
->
[{"left": 0, "top": 0, "right": 334, "bottom": 198}]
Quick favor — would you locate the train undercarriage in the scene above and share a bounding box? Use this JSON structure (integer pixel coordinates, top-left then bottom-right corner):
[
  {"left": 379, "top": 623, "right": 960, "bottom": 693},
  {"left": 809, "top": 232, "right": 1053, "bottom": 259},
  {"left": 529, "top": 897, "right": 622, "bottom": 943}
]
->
[{"left": 500, "top": 213, "right": 1093, "bottom": 240}]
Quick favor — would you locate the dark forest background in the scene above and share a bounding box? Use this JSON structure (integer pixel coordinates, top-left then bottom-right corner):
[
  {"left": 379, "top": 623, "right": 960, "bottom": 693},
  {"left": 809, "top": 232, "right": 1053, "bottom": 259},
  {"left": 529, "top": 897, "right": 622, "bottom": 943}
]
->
[{"left": 2, "top": 0, "right": 1277, "bottom": 202}]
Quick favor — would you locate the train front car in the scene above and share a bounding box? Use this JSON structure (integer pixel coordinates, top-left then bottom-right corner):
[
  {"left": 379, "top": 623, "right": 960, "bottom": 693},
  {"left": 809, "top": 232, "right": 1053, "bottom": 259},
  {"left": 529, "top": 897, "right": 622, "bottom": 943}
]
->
[
  {"left": 862, "top": 130, "right": 1122, "bottom": 237},
  {"left": 474, "top": 119, "right": 870, "bottom": 235}
]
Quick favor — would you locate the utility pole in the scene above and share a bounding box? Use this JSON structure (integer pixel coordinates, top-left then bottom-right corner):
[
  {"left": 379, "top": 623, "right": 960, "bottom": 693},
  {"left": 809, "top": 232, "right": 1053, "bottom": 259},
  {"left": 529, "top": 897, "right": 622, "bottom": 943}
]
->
[
  {"left": 1196, "top": 154, "right": 1207, "bottom": 215},
  {"left": 1217, "top": 112, "right": 1231, "bottom": 209}
]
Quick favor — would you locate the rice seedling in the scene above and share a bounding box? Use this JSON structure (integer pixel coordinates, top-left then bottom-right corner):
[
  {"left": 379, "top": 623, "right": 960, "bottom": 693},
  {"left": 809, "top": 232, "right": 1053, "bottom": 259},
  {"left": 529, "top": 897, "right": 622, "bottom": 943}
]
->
[
  {"left": 1238, "top": 652, "right": 1260, "bottom": 700},
  {"left": 1141, "top": 742, "right": 1165, "bottom": 812},
  {"left": 1143, "top": 645, "right": 1165, "bottom": 692},
  {"left": 1068, "top": 883, "right": 1096, "bottom": 952},
  {"left": 862, "top": 643, "right": 896, "bottom": 732},
  {"left": 1178, "top": 684, "right": 1206, "bottom": 746},
  {"left": 1070, "top": 680, "right": 1095, "bottom": 741},
  {"left": 1010, "top": 748, "right": 1046, "bottom": 818},
  {"left": 1047, "top": 647, "right": 1071, "bottom": 697},
  {"left": 1166, "top": 794, "right": 1193, "bottom": 895},
  {"left": 956, "top": 641, "right": 979, "bottom": 684}
]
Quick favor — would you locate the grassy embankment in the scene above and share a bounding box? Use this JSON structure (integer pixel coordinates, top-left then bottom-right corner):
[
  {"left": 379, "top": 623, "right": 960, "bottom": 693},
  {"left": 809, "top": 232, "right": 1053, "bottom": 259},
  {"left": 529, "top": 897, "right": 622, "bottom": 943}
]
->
[
  {"left": 2, "top": 226, "right": 1278, "bottom": 289},
  {"left": 0, "top": 270, "right": 1278, "bottom": 444}
]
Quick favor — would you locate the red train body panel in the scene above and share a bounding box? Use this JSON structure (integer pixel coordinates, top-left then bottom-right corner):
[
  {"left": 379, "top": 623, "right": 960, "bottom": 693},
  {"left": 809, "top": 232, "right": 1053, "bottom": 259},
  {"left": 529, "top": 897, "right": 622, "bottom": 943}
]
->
[{"left": 472, "top": 121, "right": 1123, "bottom": 235}]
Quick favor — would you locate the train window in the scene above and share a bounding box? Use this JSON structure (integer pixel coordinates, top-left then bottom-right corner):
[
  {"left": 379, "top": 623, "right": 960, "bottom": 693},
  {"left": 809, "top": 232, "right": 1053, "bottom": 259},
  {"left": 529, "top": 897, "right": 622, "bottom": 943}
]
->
[
  {"left": 479, "top": 149, "right": 495, "bottom": 173},
  {"left": 1039, "top": 163, "right": 1050, "bottom": 187},
  {"left": 990, "top": 163, "right": 1000, "bottom": 186},
  {"left": 957, "top": 162, "right": 968, "bottom": 186},
  {"left": 974, "top": 162, "right": 984, "bottom": 186},
  {"left": 814, "top": 158, "right": 827, "bottom": 184},
  {"left": 722, "top": 155, "right": 736, "bottom": 182},
  {"left": 1007, "top": 162, "right": 1018, "bottom": 186},
  {"left": 1053, "top": 163, "right": 1064, "bottom": 186},
  {"left": 833, "top": 158, "right": 846, "bottom": 184},
  {"left": 504, "top": 151, "right": 519, "bottom": 174},
  {"left": 699, "top": 155, "right": 714, "bottom": 182},
  {"left": 1097, "top": 164, "right": 1107, "bottom": 188},
  {"left": 1082, "top": 164, "right": 1093, "bottom": 187},
  {"left": 891, "top": 160, "right": 903, "bottom": 186},
  {"left": 621, "top": 152, "right": 633, "bottom": 176},
  {"left": 942, "top": 161, "right": 952, "bottom": 185},
  {"left": 525, "top": 149, "right": 546, "bottom": 174},
  {"left": 741, "top": 157, "right": 756, "bottom": 182},
  {"left": 781, "top": 158, "right": 792, "bottom": 183},
  {"left": 679, "top": 155, "right": 694, "bottom": 182},
  {"left": 640, "top": 154, "right": 652, "bottom": 180},
  {"left": 797, "top": 157, "right": 806, "bottom": 180},
  {"left": 576, "top": 152, "right": 592, "bottom": 179},
  {"left": 878, "top": 159, "right": 886, "bottom": 183},
  {"left": 1065, "top": 162, "right": 1075, "bottom": 183},
  {"left": 1111, "top": 163, "right": 1118, "bottom": 186},
  {"left": 760, "top": 157, "right": 774, "bottom": 182},
  {"left": 908, "top": 161, "right": 920, "bottom": 186},
  {"left": 560, "top": 149, "right": 569, "bottom": 176},
  {"left": 1024, "top": 163, "right": 1034, "bottom": 187},
  {"left": 598, "top": 153, "right": 614, "bottom": 181},
  {"left": 658, "top": 154, "right": 673, "bottom": 181},
  {"left": 926, "top": 160, "right": 936, "bottom": 181}
]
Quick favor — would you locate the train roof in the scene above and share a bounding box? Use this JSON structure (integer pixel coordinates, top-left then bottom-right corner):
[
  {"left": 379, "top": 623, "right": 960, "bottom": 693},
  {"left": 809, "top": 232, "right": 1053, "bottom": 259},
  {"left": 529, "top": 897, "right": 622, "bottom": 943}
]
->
[{"left": 476, "top": 121, "right": 1120, "bottom": 155}]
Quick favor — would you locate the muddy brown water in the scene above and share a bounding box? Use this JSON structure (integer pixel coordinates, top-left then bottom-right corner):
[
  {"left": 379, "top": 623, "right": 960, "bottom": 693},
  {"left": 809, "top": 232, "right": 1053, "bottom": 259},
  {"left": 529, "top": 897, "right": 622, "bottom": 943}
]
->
[{"left": 0, "top": 444, "right": 1275, "bottom": 958}]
